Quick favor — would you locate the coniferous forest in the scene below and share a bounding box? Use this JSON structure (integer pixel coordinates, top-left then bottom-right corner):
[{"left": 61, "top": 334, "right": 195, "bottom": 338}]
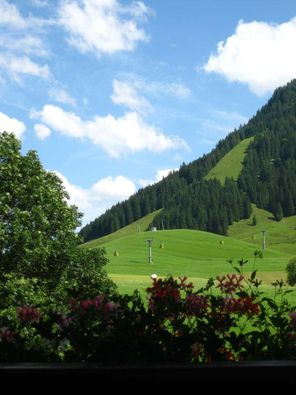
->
[{"left": 80, "top": 80, "right": 296, "bottom": 242}]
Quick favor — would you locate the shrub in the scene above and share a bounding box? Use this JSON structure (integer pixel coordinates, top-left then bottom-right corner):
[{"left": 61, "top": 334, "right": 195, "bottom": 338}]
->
[
  {"left": 1, "top": 253, "right": 296, "bottom": 363},
  {"left": 0, "top": 274, "right": 47, "bottom": 310},
  {"left": 54, "top": 248, "right": 117, "bottom": 302},
  {"left": 286, "top": 257, "right": 296, "bottom": 286}
]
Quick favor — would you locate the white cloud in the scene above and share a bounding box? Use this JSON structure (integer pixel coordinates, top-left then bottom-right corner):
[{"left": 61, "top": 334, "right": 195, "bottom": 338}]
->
[
  {"left": 48, "top": 87, "right": 76, "bottom": 106},
  {"left": 34, "top": 123, "right": 52, "bottom": 140},
  {"left": 0, "top": 0, "right": 28, "bottom": 29},
  {"left": 31, "top": 104, "right": 188, "bottom": 157},
  {"left": 58, "top": 0, "right": 150, "bottom": 56},
  {"left": 0, "top": 0, "right": 53, "bottom": 30},
  {"left": 0, "top": 35, "right": 48, "bottom": 57},
  {"left": 111, "top": 79, "right": 152, "bottom": 112},
  {"left": 110, "top": 77, "right": 191, "bottom": 117},
  {"left": 31, "top": 0, "right": 49, "bottom": 7},
  {"left": 121, "top": 1, "right": 152, "bottom": 20},
  {"left": 0, "top": 112, "right": 26, "bottom": 138},
  {"left": 0, "top": 1, "right": 51, "bottom": 82},
  {"left": 121, "top": 75, "right": 192, "bottom": 99},
  {"left": 54, "top": 171, "right": 136, "bottom": 226},
  {"left": 139, "top": 168, "right": 176, "bottom": 187},
  {"left": 0, "top": 54, "right": 50, "bottom": 80},
  {"left": 204, "top": 17, "right": 296, "bottom": 96},
  {"left": 155, "top": 82, "right": 191, "bottom": 99}
]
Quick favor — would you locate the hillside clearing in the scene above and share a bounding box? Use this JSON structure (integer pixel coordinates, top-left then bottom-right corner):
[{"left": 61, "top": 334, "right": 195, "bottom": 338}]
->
[
  {"left": 205, "top": 137, "right": 254, "bottom": 184},
  {"left": 81, "top": 209, "right": 162, "bottom": 249}
]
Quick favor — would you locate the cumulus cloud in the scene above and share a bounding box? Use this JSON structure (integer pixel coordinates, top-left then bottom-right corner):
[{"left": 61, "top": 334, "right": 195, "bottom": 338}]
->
[
  {"left": 0, "top": 0, "right": 52, "bottom": 30},
  {"left": 58, "top": 0, "right": 150, "bottom": 56},
  {"left": 0, "top": 112, "right": 26, "bottom": 138},
  {"left": 0, "top": 54, "right": 50, "bottom": 80},
  {"left": 0, "top": 35, "right": 48, "bottom": 57},
  {"left": 48, "top": 87, "right": 76, "bottom": 106},
  {"left": 55, "top": 171, "right": 136, "bottom": 226},
  {"left": 204, "top": 17, "right": 296, "bottom": 96},
  {"left": 111, "top": 79, "right": 152, "bottom": 112},
  {"left": 34, "top": 123, "right": 52, "bottom": 140},
  {"left": 139, "top": 168, "right": 176, "bottom": 187},
  {"left": 0, "top": 1, "right": 50, "bottom": 81},
  {"left": 118, "top": 75, "right": 192, "bottom": 99},
  {"left": 110, "top": 77, "right": 191, "bottom": 117},
  {"left": 0, "top": 0, "right": 28, "bottom": 29},
  {"left": 31, "top": 104, "right": 188, "bottom": 157}
]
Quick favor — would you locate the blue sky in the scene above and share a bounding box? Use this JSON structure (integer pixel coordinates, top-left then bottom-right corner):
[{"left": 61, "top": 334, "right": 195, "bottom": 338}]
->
[{"left": 1, "top": 0, "right": 296, "bottom": 226}]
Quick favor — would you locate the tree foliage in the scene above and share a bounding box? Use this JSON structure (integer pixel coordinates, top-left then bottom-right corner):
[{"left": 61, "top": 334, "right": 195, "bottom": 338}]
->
[
  {"left": 0, "top": 132, "right": 82, "bottom": 283},
  {"left": 54, "top": 248, "right": 117, "bottom": 301},
  {"left": 286, "top": 257, "right": 296, "bottom": 286},
  {"left": 0, "top": 132, "right": 114, "bottom": 296}
]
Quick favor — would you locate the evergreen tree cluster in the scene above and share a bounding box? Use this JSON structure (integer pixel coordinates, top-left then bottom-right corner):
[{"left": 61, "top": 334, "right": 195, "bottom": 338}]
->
[
  {"left": 237, "top": 80, "right": 296, "bottom": 220},
  {"left": 80, "top": 79, "right": 296, "bottom": 242},
  {"left": 80, "top": 145, "right": 251, "bottom": 241},
  {"left": 152, "top": 177, "right": 251, "bottom": 235}
]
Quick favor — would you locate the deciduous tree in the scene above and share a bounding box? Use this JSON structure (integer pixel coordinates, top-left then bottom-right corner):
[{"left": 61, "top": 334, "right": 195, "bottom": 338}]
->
[{"left": 0, "top": 132, "right": 81, "bottom": 284}]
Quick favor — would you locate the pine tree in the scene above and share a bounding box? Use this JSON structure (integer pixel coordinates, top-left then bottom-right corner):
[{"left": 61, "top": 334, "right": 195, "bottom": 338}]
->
[{"left": 275, "top": 202, "right": 284, "bottom": 222}]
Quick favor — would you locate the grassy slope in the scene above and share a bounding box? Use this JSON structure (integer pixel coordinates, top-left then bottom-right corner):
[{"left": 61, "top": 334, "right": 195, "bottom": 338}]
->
[
  {"left": 81, "top": 137, "right": 296, "bottom": 302},
  {"left": 87, "top": 228, "right": 294, "bottom": 302},
  {"left": 205, "top": 137, "right": 253, "bottom": 184},
  {"left": 82, "top": 209, "right": 162, "bottom": 249},
  {"left": 228, "top": 204, "right": 296, "bottom": 255}
]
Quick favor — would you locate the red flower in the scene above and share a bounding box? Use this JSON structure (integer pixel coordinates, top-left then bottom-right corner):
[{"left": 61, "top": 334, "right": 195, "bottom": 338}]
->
[
  {"left": 93, "top": 295, "right": 105, "bottom": 309},
  {"left": 216, "top": 274, "right": 244, "bottom": 294},
  {"left": 0, "top": 327, "right": 15, "bottom": 342},
  {"left": 224, "top": 296, "right": 260, "bottom": 315},
  {"left": 147, "top": 278, "right": 181, "bottom": 304},
  {"left": 185, "top": 294, "right": 208, "bottom": 315},
  {"left": 17, "top": 306, "right": 41, "bottom": 324},
  {"left": 79, "top": 299, "right": 93, "bottom": 310},
  {"left": 104, "top": 301, "right": 117, "bottom": 313},
  {"left": 178, "top": 276, "right": 194, "bottom": 290}
]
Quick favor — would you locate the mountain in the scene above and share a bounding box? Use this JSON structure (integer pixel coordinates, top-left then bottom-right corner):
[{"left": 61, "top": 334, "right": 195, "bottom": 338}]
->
[{"left": 79, "top": 79, "right": 296, "bottom": 243}]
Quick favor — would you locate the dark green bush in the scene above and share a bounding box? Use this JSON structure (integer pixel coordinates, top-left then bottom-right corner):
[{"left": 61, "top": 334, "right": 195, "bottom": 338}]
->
[
  {"left": 1, "top": 255, "right": 296, "bottom": 364},
  {"left": 286, "top": 257, "right": 296, "bottom": 286}
]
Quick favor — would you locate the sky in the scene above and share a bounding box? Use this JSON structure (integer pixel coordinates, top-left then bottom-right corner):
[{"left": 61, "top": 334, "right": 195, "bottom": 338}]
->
[{"left": 1, "top": 0, "right": 296, "bottom": 227}]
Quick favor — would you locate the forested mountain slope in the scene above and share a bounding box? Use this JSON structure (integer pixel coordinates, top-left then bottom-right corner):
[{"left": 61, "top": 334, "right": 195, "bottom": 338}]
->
[{"left": 80, "top": 79, "right": 296, "bottom": 242}]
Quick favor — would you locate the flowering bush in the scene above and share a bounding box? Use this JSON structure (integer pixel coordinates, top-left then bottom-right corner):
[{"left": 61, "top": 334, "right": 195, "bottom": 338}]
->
[{"left": 1, "top": 253, "right": 296, "bottom": 364}]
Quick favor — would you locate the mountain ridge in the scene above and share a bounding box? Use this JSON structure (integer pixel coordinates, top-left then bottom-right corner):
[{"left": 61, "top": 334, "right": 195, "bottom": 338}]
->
[{"left": 80, "top": 79, "right": 296, "bottom": 243}]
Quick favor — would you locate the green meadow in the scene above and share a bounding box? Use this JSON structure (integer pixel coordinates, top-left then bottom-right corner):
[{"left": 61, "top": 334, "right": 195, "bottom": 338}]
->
[
  {"left": 81, "top": 137, "right": 296, "bottom": 304},
  {"left": 82, "top": 209, "right": 162, "bottom": 249},
  {"left": 229, "top": 204, "right": 296, "bottom": 255},
  {"left": 82, "top": 226, "right": 296, "bottom": 304}
]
